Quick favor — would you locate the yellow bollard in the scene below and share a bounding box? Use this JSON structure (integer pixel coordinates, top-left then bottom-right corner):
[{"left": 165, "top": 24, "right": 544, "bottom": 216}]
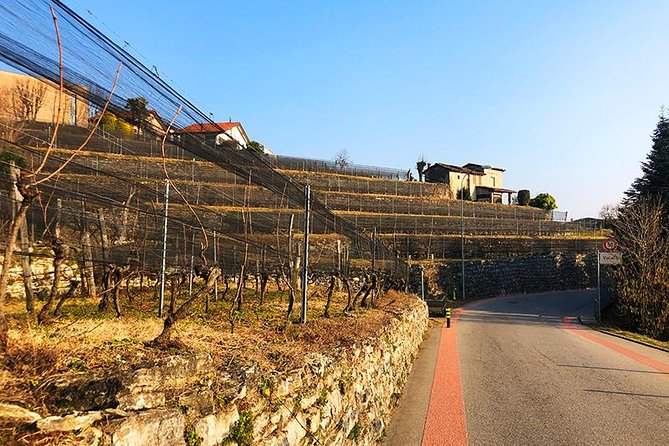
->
[{"left": 446, "top": 308, "right": 452, "bottom": 328}]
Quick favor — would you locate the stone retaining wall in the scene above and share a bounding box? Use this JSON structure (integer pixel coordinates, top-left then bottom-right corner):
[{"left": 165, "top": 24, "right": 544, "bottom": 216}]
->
[
  {"left": 413, "top": 253, "right": 598, "bottom": 298},
  {"left": 0, "top": 250, "right": 79, "bottom": 299},
  {"left": 3, "top": 297, "right": 429, "bottom": 445},
  {"left": 241, "top": 298, "right": 428, "bottom": 445}
]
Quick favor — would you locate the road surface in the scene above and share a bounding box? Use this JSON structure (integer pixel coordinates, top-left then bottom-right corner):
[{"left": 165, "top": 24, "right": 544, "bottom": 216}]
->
[{"left": 385, "top": 290, "right": 669, "bottom": 446}]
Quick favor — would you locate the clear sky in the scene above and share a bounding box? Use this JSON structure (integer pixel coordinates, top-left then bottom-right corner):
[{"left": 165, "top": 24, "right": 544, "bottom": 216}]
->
[{"left": 66, "top": 0, "right": 669, "bottom": 218}]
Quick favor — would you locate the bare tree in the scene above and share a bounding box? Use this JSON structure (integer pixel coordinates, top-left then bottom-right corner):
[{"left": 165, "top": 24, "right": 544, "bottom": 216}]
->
[
  {"left": 0, "top": 87, "right": 11, "bottom": 120},
  {"left": 614, "top": 197, "right": 669, "bottom": 340},
  {"left": 0, "top": 6, "right": 122, "bottom": 351},
  {"left": 333, "top": 149, "right": 350, "bottom": 170},
  {"left": 599, "top": 203, "right": 619, "bottom": 229},
  {"left": 0, "top": 179, "right": 39, "bottom": 350},
  {"left": 0, "top": 88, "right": 26, "bottom": 143},
  {"left": 12, "top": 78, "right": 47, "bottom": 121}
]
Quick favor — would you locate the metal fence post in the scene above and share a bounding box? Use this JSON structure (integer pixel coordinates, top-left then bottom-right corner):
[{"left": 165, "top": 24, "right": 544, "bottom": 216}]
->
[
  {"left": 188, "top": 231, "right": 195, "bottom": 297},
  {"left": 213, "top": 230, "right": 218, "bottom": 302},
  {"left": 159, "top": 179, "right": 169, "bottom": 318},
  {"left": 372, "top": 226, "right": 377, "bottom": 273},
  {"left": 301, "top": 185, "right": 311, "bottom": 324}
]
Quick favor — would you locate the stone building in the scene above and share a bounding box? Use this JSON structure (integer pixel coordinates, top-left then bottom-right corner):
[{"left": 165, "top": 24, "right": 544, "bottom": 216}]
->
[{"left": 424, "top": 162, "right": 515, "bottom": 203}]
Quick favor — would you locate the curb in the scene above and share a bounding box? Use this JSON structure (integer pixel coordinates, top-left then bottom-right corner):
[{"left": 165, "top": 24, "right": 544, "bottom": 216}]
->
[{"left": 577, "top": 315, "right": 669, "bottom": 353}]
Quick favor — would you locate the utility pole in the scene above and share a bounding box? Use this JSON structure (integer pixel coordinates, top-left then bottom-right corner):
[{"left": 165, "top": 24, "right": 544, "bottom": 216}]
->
[
  {"left": 188, "top": 231, "right": 195, "bottom": 297},
  {"left": 371, "top": 226, "right": 377, "bottom": 273},
  {"left": 79, "top": 198, "right": 96, "bottom": 297},
  {"left": 336, "top": 239, "right": 342, "bottom": 274},
  {"left": 596, "top": 250, "right": 601, "bottom": 322},
  {"left": 406, "top": 255, "right": 411, "bottom": 293},
  {"left": 300, "top": 185, "right": 311, "bottom": 324},
  {"left": 420, "top": 265, "right": 425, "bottom": 300},
  {"left": 213, "top": 230, "right": 218, "bottom": 303},
  {"left": 159, "top": 179, "right": 169, "bottom": 318},
  {"left": 460, "top": 174, "right": 469, "bottom": 301}
]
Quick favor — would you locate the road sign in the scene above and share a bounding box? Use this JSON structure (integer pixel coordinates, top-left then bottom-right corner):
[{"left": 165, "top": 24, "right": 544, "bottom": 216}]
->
[
  {"left": 602, "top": 238, "right": 618, "bottom": 252},
  {"left": 599, "top": 252, "right": 622, "bottom": 265},
  {"left": 596, "top": 250, "right": 622, "bottom": 323}
]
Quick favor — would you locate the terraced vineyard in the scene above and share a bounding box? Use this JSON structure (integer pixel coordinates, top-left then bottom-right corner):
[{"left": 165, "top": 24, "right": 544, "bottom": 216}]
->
[{"left": 1, "top": 123, "right": 606, "bottom": 278}]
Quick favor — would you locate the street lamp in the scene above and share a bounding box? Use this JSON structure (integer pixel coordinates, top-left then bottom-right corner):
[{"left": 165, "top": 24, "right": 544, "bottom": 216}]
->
[{"left": 460, "top": 173, "right": 470, "bottom": 301}]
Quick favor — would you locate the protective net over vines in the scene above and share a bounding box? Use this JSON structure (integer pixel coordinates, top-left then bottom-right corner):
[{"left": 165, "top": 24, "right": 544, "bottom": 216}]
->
[
  {"left": 0, "top": 0, "right": 401, "bottom": 284},
  {"left": 0, "top": 0, "right": 605, "bottom": 308}
]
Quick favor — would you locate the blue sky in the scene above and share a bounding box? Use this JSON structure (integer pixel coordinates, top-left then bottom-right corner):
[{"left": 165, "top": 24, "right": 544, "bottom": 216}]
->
[{"left": 66, "top": 0, "right": 669, "bottom": 218}]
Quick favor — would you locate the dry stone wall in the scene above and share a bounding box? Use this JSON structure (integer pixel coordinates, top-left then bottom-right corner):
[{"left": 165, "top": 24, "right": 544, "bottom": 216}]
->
[
  {"left": 3, "top": 298, "right": 428, "bottom": 445},
  {"left": 0, "top": 249, "right": 79, "bottom": 300},
  {"left": 413, "top": 253, "right": 598, "bottom": 298}
]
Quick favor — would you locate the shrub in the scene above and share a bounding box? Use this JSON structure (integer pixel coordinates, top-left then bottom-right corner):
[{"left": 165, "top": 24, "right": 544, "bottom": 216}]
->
[
  {"left": 0, "top": 150, "right": 27, "bottom": 174},
  {"left": 347, "top": 422, "right": 361, "bottom": 440},
  {"left": 184, "top": 428, "right": 202, "bottom": 446},
  {"left": 517, "top": 190, "right": 530, "bottom": 206},
  {"left": 100, "top": 112, "right": 117, "bottom": 132},
  {"left": 529, "top": 193, "right": 557, "bottom": 210},
  {"left": 116, "top": 119, "right": 134, "bottom": 136},
  {"left": 247, "top": 140, "right": 266, "bottom": 155},
  {"left": 457, "top": 187, "right": 471, "bottom": 200},
  {"left": 226, "top": 411, "right": 253, "bottom": 446}
]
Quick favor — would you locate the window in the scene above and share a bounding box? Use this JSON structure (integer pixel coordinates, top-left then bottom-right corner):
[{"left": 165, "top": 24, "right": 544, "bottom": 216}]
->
[{"left": 71, "top": 96, "right": 77, "bottom": 126}]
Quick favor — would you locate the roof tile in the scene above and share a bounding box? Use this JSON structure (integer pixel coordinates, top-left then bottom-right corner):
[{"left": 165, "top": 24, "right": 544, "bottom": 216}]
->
[{"left": 177, "top": 122, "right": 241, "bottom": 134}]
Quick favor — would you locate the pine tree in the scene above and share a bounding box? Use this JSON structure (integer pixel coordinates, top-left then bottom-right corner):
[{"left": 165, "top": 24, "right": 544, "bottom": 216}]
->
[{"left": 625, "top": 112, "right": 669, "bottom": 206}]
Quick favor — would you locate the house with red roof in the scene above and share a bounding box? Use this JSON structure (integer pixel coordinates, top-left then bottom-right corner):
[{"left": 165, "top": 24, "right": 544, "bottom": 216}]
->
[{"left": 175, "top": 121, "right": 250, "bottom": 149}]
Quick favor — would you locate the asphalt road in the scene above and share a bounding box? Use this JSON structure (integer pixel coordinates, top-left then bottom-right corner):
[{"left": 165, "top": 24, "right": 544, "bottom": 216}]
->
[{"left": 385, "top": 290, "right": 669, "bottom": 446}]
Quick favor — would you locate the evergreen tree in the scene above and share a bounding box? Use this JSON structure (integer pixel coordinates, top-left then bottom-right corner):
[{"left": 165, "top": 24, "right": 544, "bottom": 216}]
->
[
  {"left": 625, "top": 112, "right": 669, "bottom": 206},
  {"left": 125, "top": 96, "right": 149, "bottom": 130}
]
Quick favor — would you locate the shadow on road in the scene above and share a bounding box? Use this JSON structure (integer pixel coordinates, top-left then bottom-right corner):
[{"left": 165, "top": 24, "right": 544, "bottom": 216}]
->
[
  {"left": 457, "top": 311, "right": 563, "bottom": 326},
  {"left": 456, "top": 290, "right": 598, "bottom": 327}
]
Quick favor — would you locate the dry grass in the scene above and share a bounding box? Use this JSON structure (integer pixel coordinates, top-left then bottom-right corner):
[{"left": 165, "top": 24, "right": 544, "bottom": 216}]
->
[
  {"left": 600, "top": 326, "right": 669, "bottom": 350},
  {"left": 379, "top": 233, "right": 609, "bottom": 240},
  {"left": 333, "top": 209, "right": 543, "bottom": 219},
  {"left": 30, "top": 146, "right": 207, "bottom": 165},
  {"left": 0, "top": 282, "right": 418, "bottom": 414},
  {"left": 278, "top": 169, "right": 413, "bottom": 184},
  {"left": 55, "top": 173, "right": 264, "bottom": 190}
]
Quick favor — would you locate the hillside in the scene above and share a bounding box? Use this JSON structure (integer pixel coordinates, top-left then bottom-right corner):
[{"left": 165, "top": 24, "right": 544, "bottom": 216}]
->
[{"left": 2, "top": 122, "right": 605, "bottom": 274}]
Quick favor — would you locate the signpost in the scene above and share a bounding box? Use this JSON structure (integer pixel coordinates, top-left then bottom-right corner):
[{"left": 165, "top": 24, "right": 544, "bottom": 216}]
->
[{"left": 596, "top": 243, "right": 622, "bottom": 322}]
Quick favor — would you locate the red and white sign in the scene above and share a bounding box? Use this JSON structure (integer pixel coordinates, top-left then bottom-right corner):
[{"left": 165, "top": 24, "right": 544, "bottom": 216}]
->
[{"left": 602, "top": 238, "right": 618, "bottom": 252}]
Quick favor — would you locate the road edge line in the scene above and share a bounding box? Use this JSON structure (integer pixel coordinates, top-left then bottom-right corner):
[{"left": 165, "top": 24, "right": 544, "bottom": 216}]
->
[
  {"left": 562, "top": 316, "right": 669, "bottom": 374},
  {"left": 576, "top": 316, "right": 669, "bottom": 353}
]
